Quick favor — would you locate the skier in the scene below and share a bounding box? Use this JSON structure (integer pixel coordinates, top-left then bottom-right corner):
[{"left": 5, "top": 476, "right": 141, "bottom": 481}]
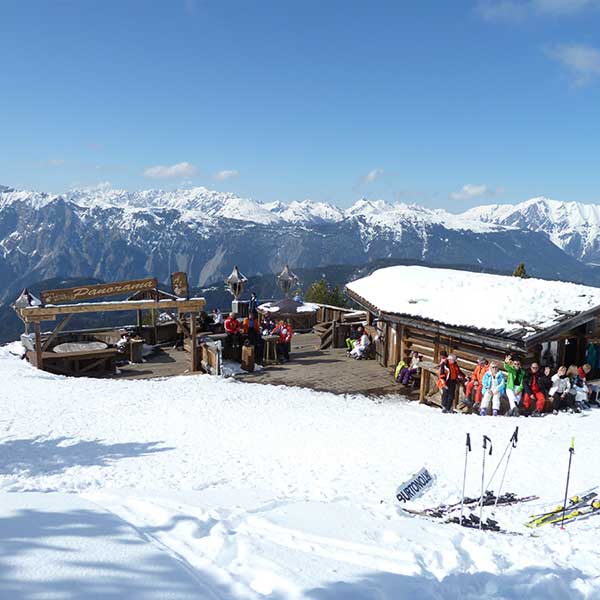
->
[
  {"left": 464, "top": 357, "right": 488, "bottom": 409},
  {"left": 480, "top": 362, "right": 505, "bottom": 416},
  {"left": 345, "top": 324, "right": 362, "bottom": 352},
  {"left": 567, "top": 365, "right": 588, "bottom": 411},
  {"left": 396, "top": 351, "right": 421, "bottom": 385},
  {"left": 350, "top": 329, "right": 371, "bottom": 359},
  {"left": 212, "top": 308, "right": 224, "bottom": 332},
  {"left": 503, "top": 354, "right": 525, "bottom": 417},
  {"left": 577, "top": 363, "right": 596, "bottom": 406},
  {"left": 438, "top": 354, "right": 465, "bottom": 413},
  {"left": 272, "top": 320, "right": 291, "bottom": 362},
  {"left": 249, "top": 292, "right": 259, "bottom": 314},
  {"left": 242, "top": 310, "right": 261, "bottom": 346},
  {"left": 523, "top": 363, "right": 546, "bottom": 416},
  {"left": 549, "top": 365, "right": 573, "bottom": 414}
]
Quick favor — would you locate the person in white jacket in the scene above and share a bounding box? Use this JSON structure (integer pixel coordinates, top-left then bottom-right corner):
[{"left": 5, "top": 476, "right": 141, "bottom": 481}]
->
[
  {"left": 350, "top": 332, "right": 371, "bottom": 359},
  {"left": 549, "top": 366, "right": 572, "bottom": 414}
]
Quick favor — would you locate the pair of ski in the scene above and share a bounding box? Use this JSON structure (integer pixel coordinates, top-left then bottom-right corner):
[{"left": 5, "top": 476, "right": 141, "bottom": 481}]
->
[
  {"left": 402, "top": 491, "right": 538, "bottom": 519},
  {"left": 526, "top": 490, "right": 600, "bottom": 528},
  {"left": 400, "top": 492, "right": 539, "bottom": 536}
]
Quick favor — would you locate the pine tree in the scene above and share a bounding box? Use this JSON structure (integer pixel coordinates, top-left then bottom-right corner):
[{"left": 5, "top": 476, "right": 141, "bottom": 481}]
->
[
  {"left": 513, "top": 262, "right": 527, "bottom": 278},
  {"left": 305, "top": 278, "right": 346, "bottom": 307}
]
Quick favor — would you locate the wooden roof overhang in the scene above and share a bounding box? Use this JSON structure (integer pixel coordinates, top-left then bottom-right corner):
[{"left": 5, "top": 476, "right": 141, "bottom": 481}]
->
[
  {"left": 345, "top": 287, "right": 600, "bottom": 353},
  {"left": 17, "top": 298, "right": 206, "bottom": 323}
]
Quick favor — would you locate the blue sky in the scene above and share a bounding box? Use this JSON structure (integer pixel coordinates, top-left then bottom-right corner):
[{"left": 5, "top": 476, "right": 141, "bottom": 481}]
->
[{"left": 1, "top": 0, "right": 599, "bottom": 211}]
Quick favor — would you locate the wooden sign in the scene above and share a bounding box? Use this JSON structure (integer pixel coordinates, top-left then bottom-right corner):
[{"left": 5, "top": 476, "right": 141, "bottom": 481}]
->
[
  {"left": 41, "top": 278, "right": 158, "bottom": 305},
  {"left": 171, "top": 271, "right": 189, "bottom": 299}
]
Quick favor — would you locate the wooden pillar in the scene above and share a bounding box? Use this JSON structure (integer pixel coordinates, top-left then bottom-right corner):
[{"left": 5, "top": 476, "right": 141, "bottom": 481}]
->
[
  {"left": 136, "top": 310, "right": 143, "bottom": 329},
  {"left": 399, "top": 324, "right": 406, "bottom": 362},
  {"left": 34, "top": 321, "right": 43, "bottom": 371},
  {"left": 419, "top": 367, "right": 428, "bottom": 403},
  {"left": 190, "top": 312, "right": 198, "bottom": 372}
]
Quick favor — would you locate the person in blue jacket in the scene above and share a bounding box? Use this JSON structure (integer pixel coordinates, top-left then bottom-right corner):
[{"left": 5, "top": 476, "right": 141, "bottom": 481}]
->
[{"left": 480, "top": 362, "right": 506, "bottom": 417}]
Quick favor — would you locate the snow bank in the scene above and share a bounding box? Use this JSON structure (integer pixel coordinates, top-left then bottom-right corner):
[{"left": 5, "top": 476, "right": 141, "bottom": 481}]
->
[
  {"left": 1, "top": 347, "right": 599, "bottom": 598},
  {"left": 346, "top": 265, "right": 600, "bottom": 337}
]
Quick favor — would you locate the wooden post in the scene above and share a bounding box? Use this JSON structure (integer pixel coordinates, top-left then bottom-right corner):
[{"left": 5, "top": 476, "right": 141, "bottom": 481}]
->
[
  {"left": 419, "top": 367, "right": 428, "bottom": 403},
  {"left": 34, "top": 321, "right": 43, "bottom": 371},
  {"left": 190, "top": 312, "right": 198, "bottom": 372},
  {"left": 399, "top": 324, "right": 406, "bottom": 362}
]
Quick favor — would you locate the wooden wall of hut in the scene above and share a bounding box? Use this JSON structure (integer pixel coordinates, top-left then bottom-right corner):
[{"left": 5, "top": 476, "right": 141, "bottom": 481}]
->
[{"left": 377, "top": 320, "right": 535, "bottom": 375}]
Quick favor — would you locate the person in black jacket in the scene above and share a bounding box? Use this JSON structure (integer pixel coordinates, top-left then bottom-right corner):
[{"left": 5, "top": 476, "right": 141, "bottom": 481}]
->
[{"left": 538, "top": 366, "right": 552, "bottom": 398}]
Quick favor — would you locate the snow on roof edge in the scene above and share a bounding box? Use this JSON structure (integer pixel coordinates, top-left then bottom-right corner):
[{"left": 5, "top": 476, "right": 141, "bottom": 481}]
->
[{"left": 345, "top": 265, "right": 600, "bottom": 340}]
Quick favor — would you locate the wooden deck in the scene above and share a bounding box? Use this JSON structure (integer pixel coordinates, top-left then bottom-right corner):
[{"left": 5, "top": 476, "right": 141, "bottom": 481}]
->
[
  {"left": 236, "top": 333, "right": 406, "bottom": 397},
  {"left": 114, "top": 347, "right": 192, "bottom": 380}
]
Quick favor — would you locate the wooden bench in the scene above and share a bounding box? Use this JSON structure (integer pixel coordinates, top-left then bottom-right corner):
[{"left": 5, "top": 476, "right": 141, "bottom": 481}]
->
[{"left": 28, "top": 348, "right": 118, "bottom": 377}]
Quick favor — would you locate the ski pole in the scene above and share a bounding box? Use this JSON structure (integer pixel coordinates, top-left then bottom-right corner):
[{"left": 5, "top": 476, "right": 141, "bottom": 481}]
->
[
  {"left": 479, "top": 435, "right": 492, "bottom": 529},
  {"left": 485, "top": 426, "right": 516, "bottom": 490},
  {"left": 560, "top": 437, "right": 575, "bottom": 530},
  {"left": 460, "top": 433, "right": 472, "bottom": 524},
  {"left": 494, "top": 427, "right": 518, "bottom": 510}
]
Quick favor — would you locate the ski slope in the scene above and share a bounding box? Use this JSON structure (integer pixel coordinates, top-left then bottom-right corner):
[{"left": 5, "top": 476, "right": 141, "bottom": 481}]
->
[{"left": 1, "top": 345, "right": 599, "bottom": 599}]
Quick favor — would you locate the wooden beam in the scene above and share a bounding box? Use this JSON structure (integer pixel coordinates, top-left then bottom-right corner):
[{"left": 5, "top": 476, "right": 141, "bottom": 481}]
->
[
  {"left": 190, "top": 312, "right": 198, "bottom": 373},
  {"left": 41, "top": 314, "right": 73, "bottom": 352},
  {"left": 419, "top": 367, "right": 428, "bottom": 403},
  {"left": 398, "top": 324, "right": 405, "bottom": 362},
  {"left": 34, "top": 321, "right": 43, "bottom": 370},
  {"left": 20, "top": 298, "right": 206, "bottom": 322}
]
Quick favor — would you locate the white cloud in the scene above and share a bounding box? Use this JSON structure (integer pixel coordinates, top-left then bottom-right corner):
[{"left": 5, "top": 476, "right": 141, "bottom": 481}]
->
[
  {"left": 546, "top": 43, "right": 600, "bottom": 85},
  {"left": 214, "top": 169, "right": 240, "bottom": 181},
  {"left": 45, "top": 159, "right": 66, "bottom": 167},
  {"left": 450, "top": 184, "right": 495, "bottom": 201},
  {"left": 477, "top": 0, "right": 600, "bottom": 21},
  {"left": 363, "top": 168, "right": 384, "bottom": 184},
  {"left": 143, "top": 162, "right": 198, "bottom": 179}
]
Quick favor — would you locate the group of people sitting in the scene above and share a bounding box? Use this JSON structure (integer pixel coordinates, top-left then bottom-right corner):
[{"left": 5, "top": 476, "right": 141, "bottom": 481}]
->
[
  {"left": 462, "top": 355, "right": 599, "bottom": 417},
  {"left": 224, "top": 310, "right": 294, "bottom": 363},
  {"left": 395, "top": 349, "right": 599, "bottom": 416}
]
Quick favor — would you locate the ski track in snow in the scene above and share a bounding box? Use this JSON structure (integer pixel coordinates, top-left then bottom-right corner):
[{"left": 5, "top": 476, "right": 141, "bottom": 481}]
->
[{"left": 1, "top": 347, "right": 600, "bottom": 598}]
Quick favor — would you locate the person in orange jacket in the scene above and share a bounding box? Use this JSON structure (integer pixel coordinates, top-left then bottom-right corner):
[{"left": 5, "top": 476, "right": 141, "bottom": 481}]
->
[
  {"left": 438, "top": 354, "right": 466, "bottom": 414},
  {"left": 465, "top": 357, "right": 488, "bottom": 409},
  {"left": 242, "top": 311, "right": 260, "bottom": 337}
]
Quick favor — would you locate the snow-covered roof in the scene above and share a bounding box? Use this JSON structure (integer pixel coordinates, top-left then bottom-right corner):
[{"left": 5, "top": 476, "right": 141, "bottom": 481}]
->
[{"left": 346, "top": 265, "right": 600, "bottom": 340}]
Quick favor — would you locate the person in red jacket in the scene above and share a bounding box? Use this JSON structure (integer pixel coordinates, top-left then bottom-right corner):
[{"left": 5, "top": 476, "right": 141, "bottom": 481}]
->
[
  {"left": 224, "top": 312, "right": 240, "bottom": 335},
  {"left": 522, "top": 363, "right": 546, "bottom": 416},
  {"left": 438, "top": 354, "right": 466, "bottom": 414},
  {"left": 273, "top": 320, "right": 293, "bottom": 362}
]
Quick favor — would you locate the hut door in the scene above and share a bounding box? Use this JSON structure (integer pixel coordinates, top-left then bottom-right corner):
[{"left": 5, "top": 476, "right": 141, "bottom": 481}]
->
[{"left": 564, "top": 337, "right": 578, "bottom": 367}]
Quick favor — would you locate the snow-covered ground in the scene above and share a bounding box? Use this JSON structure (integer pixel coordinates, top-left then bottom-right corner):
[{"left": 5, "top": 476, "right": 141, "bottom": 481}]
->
[{"left": 1, "top": 346, "right": 599, "bottom": 599}]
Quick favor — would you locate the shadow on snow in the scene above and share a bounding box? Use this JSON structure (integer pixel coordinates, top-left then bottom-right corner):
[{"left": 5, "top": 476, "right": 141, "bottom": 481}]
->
[{"left": 0, "top": 436, "right": 174, "bottom": 478}]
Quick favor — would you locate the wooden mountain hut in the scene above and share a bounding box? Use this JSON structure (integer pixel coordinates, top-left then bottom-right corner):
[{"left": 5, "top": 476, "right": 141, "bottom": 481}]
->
[{"left": 345, "top": 265, "right": 600, "bottom": 404}]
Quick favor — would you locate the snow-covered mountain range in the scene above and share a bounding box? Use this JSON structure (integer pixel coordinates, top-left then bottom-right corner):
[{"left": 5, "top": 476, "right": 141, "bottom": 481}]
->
[
  {"left": 463, "top": 197, "right": 600, "bottom": 264},
  {"left": 0, "top": 184, "right": 599, "bottom": 303}
]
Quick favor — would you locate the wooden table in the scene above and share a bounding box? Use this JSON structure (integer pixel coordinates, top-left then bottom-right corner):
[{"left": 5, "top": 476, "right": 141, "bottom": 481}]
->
[
  {"left": 262, "top": 335, "right": 279, "bottom": 365},
  {"left": 53, "top": 341, "right": 108, "bottom": 353}
]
